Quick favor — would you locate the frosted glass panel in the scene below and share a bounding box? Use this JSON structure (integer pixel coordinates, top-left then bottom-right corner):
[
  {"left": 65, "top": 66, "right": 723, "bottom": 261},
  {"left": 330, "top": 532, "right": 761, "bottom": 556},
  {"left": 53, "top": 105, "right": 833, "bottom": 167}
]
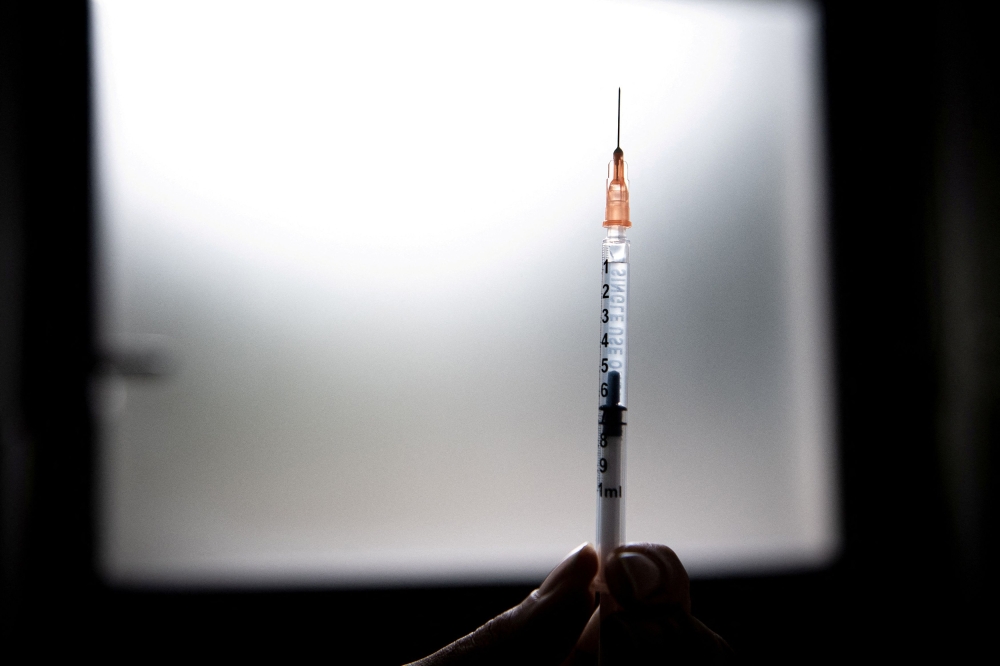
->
[{"left": 93, "top": 0, "right": 836, "bottom": 584}]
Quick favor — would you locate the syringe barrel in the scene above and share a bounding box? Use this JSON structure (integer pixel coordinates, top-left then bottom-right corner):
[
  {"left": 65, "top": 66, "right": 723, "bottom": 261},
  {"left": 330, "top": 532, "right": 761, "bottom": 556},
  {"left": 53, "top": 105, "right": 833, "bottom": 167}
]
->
[
  {"left": 597, "top": 225, "right": 630, "bottom": 584},
  {"left": 600, "top": 228, "right": 629, "bottom": 408}
]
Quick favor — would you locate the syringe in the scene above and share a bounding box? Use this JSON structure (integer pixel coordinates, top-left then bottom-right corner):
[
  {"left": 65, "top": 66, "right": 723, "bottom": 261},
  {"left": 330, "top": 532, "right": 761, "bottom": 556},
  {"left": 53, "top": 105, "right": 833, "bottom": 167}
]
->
[{"left": 596, "top": 89, "right": 630, "bottom": 655}]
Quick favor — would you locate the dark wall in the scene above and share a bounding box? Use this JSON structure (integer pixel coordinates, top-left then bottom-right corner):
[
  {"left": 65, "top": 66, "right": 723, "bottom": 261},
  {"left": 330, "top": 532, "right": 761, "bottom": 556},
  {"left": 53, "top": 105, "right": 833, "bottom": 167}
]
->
[
  {"left": 822, "top": 1, "right": 998, "bottom": 655},
  {"left": 1, "top": 2, "right": 996, "bottom": 661},
  {"left": 1, "top": 0, "right": 97, "bottom": 632}
]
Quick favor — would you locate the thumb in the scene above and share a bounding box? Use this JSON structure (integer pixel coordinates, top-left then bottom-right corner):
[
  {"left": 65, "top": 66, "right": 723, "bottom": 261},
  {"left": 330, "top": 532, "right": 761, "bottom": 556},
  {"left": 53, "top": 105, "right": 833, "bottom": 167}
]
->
[{"left": 410, "top": 543, "right": 598, "bottom": 666}]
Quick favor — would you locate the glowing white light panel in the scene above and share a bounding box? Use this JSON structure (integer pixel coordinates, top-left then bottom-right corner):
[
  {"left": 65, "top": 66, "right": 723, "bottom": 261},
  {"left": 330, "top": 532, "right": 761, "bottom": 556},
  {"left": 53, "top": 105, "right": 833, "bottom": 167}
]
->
[{"left": 94, "top": 0, "right": 836, "bottom": 584}]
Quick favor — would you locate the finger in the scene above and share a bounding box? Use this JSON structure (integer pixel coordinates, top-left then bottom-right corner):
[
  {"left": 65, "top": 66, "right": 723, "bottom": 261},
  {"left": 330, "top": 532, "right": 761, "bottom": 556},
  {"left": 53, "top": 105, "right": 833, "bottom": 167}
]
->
[
  {"left": 601, "top": 544, "right": 734, "bottom": 663},
  {"left": 603, "top": 543, "right": 691, "bottom": 612},
  {"left": 410, "top": 543, "right": 599, "bottom": 666},
  {"left": 560, "top": 607, "right": 599, "bottom": 666}
]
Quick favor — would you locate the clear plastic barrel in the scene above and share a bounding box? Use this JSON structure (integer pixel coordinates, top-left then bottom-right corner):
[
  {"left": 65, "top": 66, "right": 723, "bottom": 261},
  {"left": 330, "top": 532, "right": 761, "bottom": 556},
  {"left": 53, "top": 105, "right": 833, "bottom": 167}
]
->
[{"left": 597, "top": 225, "right": 629, "bottom": 587}]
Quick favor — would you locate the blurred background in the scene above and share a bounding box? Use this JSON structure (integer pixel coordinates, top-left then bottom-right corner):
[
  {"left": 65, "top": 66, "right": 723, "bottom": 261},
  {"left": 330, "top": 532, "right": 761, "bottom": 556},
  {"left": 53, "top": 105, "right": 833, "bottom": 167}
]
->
[
  {"left": 2, "top": 0, "right": 997, "bottom": 661},
  {"left": 93, "top": 0, "right": 834, "bottom": 584}
]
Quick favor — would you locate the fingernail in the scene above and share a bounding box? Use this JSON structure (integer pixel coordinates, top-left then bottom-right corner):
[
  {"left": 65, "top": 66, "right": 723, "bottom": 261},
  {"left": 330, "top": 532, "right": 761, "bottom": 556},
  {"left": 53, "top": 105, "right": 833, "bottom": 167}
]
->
[
  {"left": 615, "top": 552, "right": 661, "bottom": 602},
  {"left": 539, "top": 542, "right": 595, "bottom": 596}
]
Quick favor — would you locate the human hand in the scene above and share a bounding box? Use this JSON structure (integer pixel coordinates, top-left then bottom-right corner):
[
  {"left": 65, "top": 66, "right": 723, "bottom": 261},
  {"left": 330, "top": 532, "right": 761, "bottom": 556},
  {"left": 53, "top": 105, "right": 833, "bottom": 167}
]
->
[
  {"left": 409, "top": 542, "right": 733, "bottom": 665},
  {"left": 592, "top": 543, "right": 734, "bottom": 665}
]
